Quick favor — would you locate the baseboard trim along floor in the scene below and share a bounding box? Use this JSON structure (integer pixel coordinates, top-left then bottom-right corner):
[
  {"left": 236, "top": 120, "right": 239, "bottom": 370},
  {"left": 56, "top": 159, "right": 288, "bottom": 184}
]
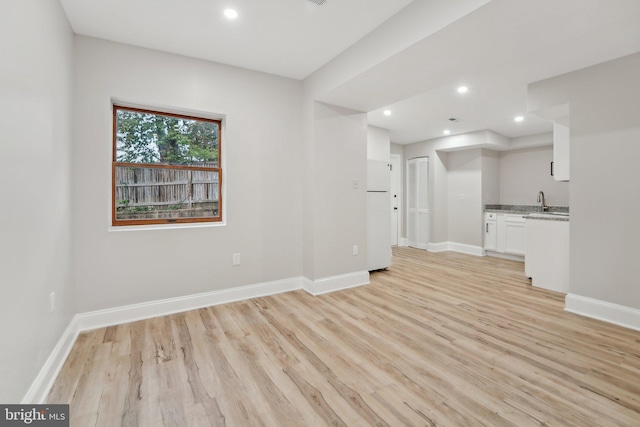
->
[
  {"left": 565, "top": 293, "right": 640, "bottom": 332},
  {"left": 23, "top": 272, "right": 369, "bottom": 403},
  {"left": 302, "top": 271, "right": 370, "bottom": 296}
]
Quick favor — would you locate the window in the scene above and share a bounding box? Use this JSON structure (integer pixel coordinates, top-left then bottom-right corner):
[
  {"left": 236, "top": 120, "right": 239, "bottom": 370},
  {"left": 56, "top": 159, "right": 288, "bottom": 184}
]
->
[{"left": 112, "top": 105, "right": 222, "bottom": 226}]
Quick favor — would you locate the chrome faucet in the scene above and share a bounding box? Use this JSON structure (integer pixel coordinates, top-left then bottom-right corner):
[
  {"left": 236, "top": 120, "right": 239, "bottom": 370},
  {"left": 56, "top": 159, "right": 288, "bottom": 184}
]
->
[{"left": 537, "top": 191, "right": 548, "bottom": 211}]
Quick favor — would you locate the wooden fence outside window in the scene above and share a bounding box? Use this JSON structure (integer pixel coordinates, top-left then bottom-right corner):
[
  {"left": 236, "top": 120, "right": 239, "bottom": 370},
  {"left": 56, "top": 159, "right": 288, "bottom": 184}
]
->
[{"left": 114, "top": 163, "right": 219, "bottom": 221}]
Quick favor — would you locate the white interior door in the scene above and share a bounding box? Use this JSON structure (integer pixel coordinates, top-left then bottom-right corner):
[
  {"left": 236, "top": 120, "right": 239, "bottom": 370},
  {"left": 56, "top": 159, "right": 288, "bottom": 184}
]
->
[
  {"left": 407, "top": 157, "right": 429, "bottom": 250},
  {"left": 390, "top": 154, "right": 401, "bottom": 246}
]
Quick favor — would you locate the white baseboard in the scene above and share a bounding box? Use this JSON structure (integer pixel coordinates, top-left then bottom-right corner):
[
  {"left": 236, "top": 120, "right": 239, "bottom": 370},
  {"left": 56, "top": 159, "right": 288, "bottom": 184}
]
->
[
  {"left": 446, "top": 242, "right": 485, "bottom": 257},
  {"left": 427, "top": 241, "right": 484, "bottom": 257},
  {"left": 565, "top": 294, "right": 640, "bottom": 332},
  {"left": 398, "top": 238, "right": 409, "bottom": 247},
  {"left": 23, "top": 277, "right": 302, "bottom": 403},
  {"left": 427, "top": 242, "right": 448, "bottom": 252},
  {"left": 21, "top": 318, "right": 80, "bottom": 404},
  {"left": 485, "top": 251, "right": 524, "bottom": 262},
  {"left": 23, "top": 271, "right": 374, "bottom": 403},
  {"left": 407, "top": 242, "right": 429, "bottom": 250},
  {"left": 302, "top": 271, "right": 370, "bottom": 296},
  {"left": 75, "top": 277, "right": 303, "bottom": 332}
]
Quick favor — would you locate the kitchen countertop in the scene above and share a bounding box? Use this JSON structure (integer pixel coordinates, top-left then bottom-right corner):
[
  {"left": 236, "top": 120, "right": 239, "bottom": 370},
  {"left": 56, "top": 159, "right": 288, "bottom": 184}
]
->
[
  {"left": 484, "top": 204, "right": 570, "bottom": 221},
  {"left": 525, "top": 213, "right": 570, "bottom": 222}
]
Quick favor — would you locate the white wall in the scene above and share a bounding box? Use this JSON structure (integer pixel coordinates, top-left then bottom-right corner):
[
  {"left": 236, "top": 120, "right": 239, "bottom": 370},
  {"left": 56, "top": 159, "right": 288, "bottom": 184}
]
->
[
  {"left": 0, "top": 0, "right": 75, "bottom": 402},
  {"left": 481, "top": 149, "right": 500, "bottom": 206},
  {"left": 447, "top": 150, "right": 482, "bottom": 247},
  {"left": 391, "top": 143, "right": 404, "bottom": 156},
  {"left": 310, "top": 103, "right": 368, "bottom": 279},
  {"left": 499, "top": 146, "right": 569, "bottom": 206},
  {"left": 72, "top": 37, "right": 304, "bottom": 312},
  {"left": 403, "top": 130, "right": 506, "bottom": 245},
  {"left": 529, "top": 52, "right": 640, "bottom": 311},
  {"left": 367, "top": 126, "right": 391, "bottom": 161}
]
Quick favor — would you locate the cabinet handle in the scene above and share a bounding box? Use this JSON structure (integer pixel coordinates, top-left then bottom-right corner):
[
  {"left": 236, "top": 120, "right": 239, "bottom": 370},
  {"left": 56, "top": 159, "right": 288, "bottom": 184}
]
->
[
  {"left": 486, "top": 223, "right": 488, "bottom": 233},
  {"left": 551, "top": 161, "right": 554, "bottom": 176}
]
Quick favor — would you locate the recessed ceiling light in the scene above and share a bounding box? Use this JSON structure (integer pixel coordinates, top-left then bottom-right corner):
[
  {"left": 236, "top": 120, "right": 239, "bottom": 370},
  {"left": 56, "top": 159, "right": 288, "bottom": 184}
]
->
[
  {"left": 383, "top": 110, "right": 392, "bottom": 116},
  {"left": 457, "top": 86, "right": 469, "bottom": 94},
  {"left": 514, "top": 116, "right": 524, "bottom": 122},
  {"left": 443, "top": 129, "right": 451, "bottom": 135},
  {"left": 224, "top": 8, "right": 238, "bottom": 19}
]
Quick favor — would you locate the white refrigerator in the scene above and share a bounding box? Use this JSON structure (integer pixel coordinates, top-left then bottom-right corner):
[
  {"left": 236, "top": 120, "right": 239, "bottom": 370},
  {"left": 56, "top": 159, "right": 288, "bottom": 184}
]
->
[{"left": 367, "top": 160, "right": 392, "bottom": 271}]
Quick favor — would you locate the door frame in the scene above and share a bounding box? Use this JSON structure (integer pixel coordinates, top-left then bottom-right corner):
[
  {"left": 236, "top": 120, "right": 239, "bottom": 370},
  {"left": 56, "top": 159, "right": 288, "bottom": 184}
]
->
[{"left": 390, "top": 154, "right": 402, "bottom": 246}]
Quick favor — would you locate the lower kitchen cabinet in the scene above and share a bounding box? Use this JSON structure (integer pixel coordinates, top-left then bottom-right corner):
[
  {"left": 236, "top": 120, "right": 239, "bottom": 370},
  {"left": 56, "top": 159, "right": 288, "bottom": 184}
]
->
[
  {"left": 484, "top": 212, "right": 497, "bottom": 251},
  {"left": 485, "top": 212, "right": 526, "bottom": 257},
  {"left": 502, "top": 214, "right": 526, "bottom": 255},
  {"left": 525, "top": 219, "right": 569, "bottom": 292}
]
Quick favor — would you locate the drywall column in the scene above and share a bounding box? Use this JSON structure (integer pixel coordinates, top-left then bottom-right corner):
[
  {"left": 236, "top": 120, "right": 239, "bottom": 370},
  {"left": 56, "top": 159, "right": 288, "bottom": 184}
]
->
[
  {"left": 529, "top": 52, "right": 640, "bottom": 322},
  {"left": 447, "top": 149, "right": 483, "bottom": 248},
  {"left": 307, "top": 102, "right": 368, "bottom": 284},
  {"left": 0, "top": 0, "right": 75, "bottom": 402},
  {"left": 481, "top": 149, "right": 500, "bottom": 207}
]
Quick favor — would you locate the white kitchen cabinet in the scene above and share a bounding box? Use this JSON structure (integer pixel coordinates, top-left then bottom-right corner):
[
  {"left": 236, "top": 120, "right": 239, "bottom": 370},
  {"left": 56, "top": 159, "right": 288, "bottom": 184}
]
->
[
  {"left": 525, "top": 219, "right": 569, "bottom": 292},
  {"left": 503, "top": 215, "right": 526, "bottom": 255},
  {"left": 486, "top": 213, "right": 526, "bottom": 257},
  {"left": 553, "top": 122, "right": 570, "bottom": 182},
  {"left": 484, "top": 212, "right": 497, "bottom": 251}
]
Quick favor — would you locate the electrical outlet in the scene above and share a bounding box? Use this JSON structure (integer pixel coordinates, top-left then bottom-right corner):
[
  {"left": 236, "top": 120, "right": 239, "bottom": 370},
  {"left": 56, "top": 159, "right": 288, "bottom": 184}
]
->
[
  {"left": 459, "top": 193, "right": 464, "bottom": 200},
  {"left": 352, "top": 178, "right": 359, "bottom": 189},
  {"left": 50, "top": 292, "right": 56, "bottom": 314},
  {"left": 232, "top": 253, "right": 240, "bottom": 266},
  {"left": 353, "top": 245, "right": 359, "bottom": 256}
]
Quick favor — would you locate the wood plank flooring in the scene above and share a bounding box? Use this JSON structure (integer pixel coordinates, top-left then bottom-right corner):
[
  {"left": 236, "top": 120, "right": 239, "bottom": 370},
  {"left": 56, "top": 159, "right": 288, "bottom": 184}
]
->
[{"left": 47, "top": 247, "right": 640, "bottom": 426}]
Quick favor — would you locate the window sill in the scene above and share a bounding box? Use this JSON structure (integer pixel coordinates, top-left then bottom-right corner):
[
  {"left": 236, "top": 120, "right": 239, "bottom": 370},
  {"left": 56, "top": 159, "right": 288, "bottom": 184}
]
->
[{"left": 108, "top": 221, "right": 226, "bottom": 232}]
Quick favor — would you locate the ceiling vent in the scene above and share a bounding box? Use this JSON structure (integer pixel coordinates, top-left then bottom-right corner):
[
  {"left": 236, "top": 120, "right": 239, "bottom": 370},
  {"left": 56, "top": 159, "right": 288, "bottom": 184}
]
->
[{"left": 307, "top": 0, "right": 327, "bottom": 4}]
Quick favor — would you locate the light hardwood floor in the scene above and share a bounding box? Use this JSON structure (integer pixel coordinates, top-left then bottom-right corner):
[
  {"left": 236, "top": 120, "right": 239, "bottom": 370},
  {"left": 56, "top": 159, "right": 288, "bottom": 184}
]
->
[{"left": 48, "top": 247, "right": 640, "bottom": 426}]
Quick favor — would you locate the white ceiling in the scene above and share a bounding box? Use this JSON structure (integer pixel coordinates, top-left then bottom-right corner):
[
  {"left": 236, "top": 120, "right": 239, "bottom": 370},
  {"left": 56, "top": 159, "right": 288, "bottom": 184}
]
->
[
  {"left": 340, "top": 0, "right": 640, "bottom": 143},
  {"left": 59, "top": 0, "right": 640, "bottom": 145},
  {"left": 59, "top": 0, "right": 414, "bottom": 80}
]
